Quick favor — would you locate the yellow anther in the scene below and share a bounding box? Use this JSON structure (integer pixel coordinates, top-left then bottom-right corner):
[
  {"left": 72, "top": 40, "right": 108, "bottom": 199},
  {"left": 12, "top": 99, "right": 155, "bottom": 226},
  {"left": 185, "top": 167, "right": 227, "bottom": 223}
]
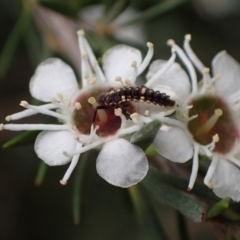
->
[
  {"left": 131, "top": 61, "right": 137, "bottom": 68},
  {"left": 57, "top": 93, "right": 63, "bottom": 100},
  {"left": 5, "top": 116, "right": 11, "bottom": 122},
  {"left": 147, "top": 42, "right": 153, "bottom": 48},
  {"left": 88, "top": 97, "right": 96, "bottom": 105},
  {"left": 185, "top": 34, "right": 191, "bottom": 40},
  {"left": 77, "top": 29, "right": 85, "bottom": 36},
  {"left": 114, "top": 108, "right": 122, "bottom": 116},
  {"left": 213, "top": 134, "right": 219, "bottom": 143}
]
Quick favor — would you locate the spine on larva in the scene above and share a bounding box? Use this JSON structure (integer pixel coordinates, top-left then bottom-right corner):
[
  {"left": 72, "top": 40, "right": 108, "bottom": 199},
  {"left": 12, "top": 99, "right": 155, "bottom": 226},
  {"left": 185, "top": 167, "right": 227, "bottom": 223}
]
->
[{"left": 99, "top": 86, "right": 175, "bottom": 107}]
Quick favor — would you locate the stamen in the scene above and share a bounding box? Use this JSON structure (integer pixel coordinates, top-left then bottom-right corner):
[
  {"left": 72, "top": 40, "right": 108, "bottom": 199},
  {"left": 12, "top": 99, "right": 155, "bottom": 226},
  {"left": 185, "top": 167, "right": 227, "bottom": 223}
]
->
[
  {"left": 60, "top": 143, "right": 82, "bottom": 185},
  {"left": 187, "top": 143, "right": 199, "bottom": 191},
  {"left": 146, "top": 48, "right": 176, "bottom": 87},
  {"left": 129, "top": 61, "right": 138, "bottom": 83},
  {"left": 51, "top": 97, "right": 57, "bottom": 103},
  {"left": 83, "top": 72, "right": 89, "bottom": 79},
  {"left": 114, "top": 108, "right": 122, "bottom": 116},
  {"left": 82, "top": 37, "right": 106, "bottom": 82},
  {"left": 145, "top": 110, "right": 151, "bottom": 117},
  {"left": 5, "top": 116, "right": 11, "bottom": 122},
  {"left": 130, "top": 112, "right": 139, "bottom": 125},
  {"left": 74, "top": 102, "right": 81, "bottom": 110},
  {"left": 117, "top": 125, "right": 141, "bottom": 136},
  {"left": 4, "top": 103, "right": 57, "bottom": 121},
  {"left": 114, "top": 108, "right": 127, "bottom": 129},
  {"left": 57, "top": 93, "right": 63, "bottom": 100},
  {"left": 167, "top": 38, "right": 197, "bottom": 93},
  {"left": 2, "top": 123, "right": 69, "bottom": 131},
  {"left": 184, "top": 34, "right": 205, "bottom": 74},
  {"left": 0, "top": 124, "right": 4, "bottom": 130},
  {"left": 90, "top": 77, "right": 97, "bottom": 84},
  {"left": 22, "top": 103, "right": 67, "bottom": 121},
  {"left": 66, "top": 100, "right": 71, "bottom": 107},
  {"left": 20, "top": 101, "right": 28, "bottom": 108},
  {"left": 64, "top": 139, "right": 104, "bottom": 157},
  {"left": 88, "top": 97, "right": 97, "bottom": 106},
  {"left": 201, "top": 109, "right": 223, "bottom": 133},
  {"left": 77, "top": 29, "right": 85, "bottom": 36},
  {"left": 137, "top": 42, "right": 154, "bottom": 75},
  {"left": 88, "top": 97, "right": 107, "bottom": 122},
  {"left": 115, "top": 76, "right": 124, "bottom": 86},
  {"left": 188, "top": 114, "right": 198, "bottom": 122},
  {"left": 204, "top": 154, "right": 219, "bottom": 189},
  {"left": 125, "top": 79, "right": 131, "bottom": 86}
]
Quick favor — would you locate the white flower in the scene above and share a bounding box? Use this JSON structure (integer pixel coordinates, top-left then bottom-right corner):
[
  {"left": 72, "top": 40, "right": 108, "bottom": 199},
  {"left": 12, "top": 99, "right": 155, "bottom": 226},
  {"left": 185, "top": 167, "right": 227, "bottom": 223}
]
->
[
  {"left": 1, "top": 30, "right": 178, "bottom": 188},
  {"left": 79, "top": 4, "right": 146, "bottom": 45},
  {"left": 150, "top": 34, "right": 240, "bottom": 201}
]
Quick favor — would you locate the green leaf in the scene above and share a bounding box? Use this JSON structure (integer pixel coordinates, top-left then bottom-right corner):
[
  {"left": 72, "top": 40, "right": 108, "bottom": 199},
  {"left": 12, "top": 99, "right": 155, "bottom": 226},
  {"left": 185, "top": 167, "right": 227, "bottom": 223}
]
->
[
  {"left": 72, "top": 152, "right": 88, "bottom": 224},
  {"left": 0, "top": 0, "right": 32, "bottom": 79},
  {"left": 122, "top": 0, "right": 187, "bottom": 27},
  {"left": 35, "top": 161, "right": 48, "bottom": 186},
  {"left": 154, "top": 171, "right": 219, "bottom": 202},
  {"left": 3, "top": 130, "right": 40, "bottom": 148},
  {"left": 143, "top": 169, "right": 205, "bottom": 222},
  {"left": 129, "top": 185, "right": 168, "bottom": 240},
  {"left": 130, "top": 120, "right": 161, "bottom": 150},
  {"left": 207, "top": 197, "right": 230, "bottom": 219}
]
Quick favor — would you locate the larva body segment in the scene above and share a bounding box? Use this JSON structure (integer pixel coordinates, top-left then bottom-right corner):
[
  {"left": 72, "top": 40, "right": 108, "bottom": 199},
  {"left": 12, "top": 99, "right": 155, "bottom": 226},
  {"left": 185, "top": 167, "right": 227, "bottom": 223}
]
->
[{"left": 99, "top": 85, "right": 175, "bottom": 108}]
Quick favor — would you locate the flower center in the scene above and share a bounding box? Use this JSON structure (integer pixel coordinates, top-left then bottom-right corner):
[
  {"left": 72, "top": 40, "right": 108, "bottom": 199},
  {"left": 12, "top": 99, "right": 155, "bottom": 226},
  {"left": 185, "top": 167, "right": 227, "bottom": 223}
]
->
[
  {"left": 187, "top": 95, "right": 239, "bottom": 154},
  {"left": 73, "top": 86, "right": 136, "bottom": 137}
]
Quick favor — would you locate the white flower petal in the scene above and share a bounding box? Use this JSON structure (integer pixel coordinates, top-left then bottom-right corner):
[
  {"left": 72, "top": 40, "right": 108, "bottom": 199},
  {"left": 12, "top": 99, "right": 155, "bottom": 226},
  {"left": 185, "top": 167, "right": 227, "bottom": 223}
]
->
[
  {"left": 212, "top": 51, "right": 240, "bottom": 97},
  {"left": 30, "top": 58, "right": 79, "bottom": 102},
  {"left": 153, "top": 126, "right": 193, "bottom": 163},
  {"left": 102, "top": 45, "right": 142, "bottom": 83},
  {"left": 146, "top": 60, "right": 191, "bottom": 100},
  {"left": 96, "top": 138, "right": 148, "bottom": 188},
  {"left": 212, "top": 159, "right": 240, "bottom": 201},
  {"left": 34, "top": 130, "right": 77, "bottom": 166}
]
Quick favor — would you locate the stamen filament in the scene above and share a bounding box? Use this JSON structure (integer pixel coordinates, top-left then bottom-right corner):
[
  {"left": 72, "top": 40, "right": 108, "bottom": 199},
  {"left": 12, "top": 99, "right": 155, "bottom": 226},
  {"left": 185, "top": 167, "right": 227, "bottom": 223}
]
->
[
  {"left": 167, "top": 39, "right": 197, "bottom": 93},
  {"left": 201, "top": 109, "right": 223, "bottom": 133},
  {"left": 65, "top": 139, "right": 104, "bottom": 157},
  {"left": 2, "top": 124, "right": 68, "bottom": 131},
  {"left": 22, "top": 102, "right": 67, "bottom": 122},
  {"left": 88, "top": 97, "right": 107, "bottom": 122},
  {"left": 204, "top": 154, "right": 219, "bottom": 188},
  {"left": 184, "top": 34, "right": 205, "bottom": 73},
  {"left": 187, "top": 143, "right": 199, "bottom": 191},
  {"left": 5, "top": 103, "right": 57, "bottom": 121},
  {"left": 137, "top": 42, "right": 154, "bottom": 75},
  {"left": 146, "top": 49, "right": 176, "bottom": 87},
  {"left": 60, "top": 143, "right": 82, "bottom": 185}
]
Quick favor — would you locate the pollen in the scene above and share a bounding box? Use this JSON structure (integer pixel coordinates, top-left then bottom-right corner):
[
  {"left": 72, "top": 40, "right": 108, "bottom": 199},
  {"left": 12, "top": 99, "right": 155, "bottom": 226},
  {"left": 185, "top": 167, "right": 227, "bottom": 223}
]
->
[{"left": 74, "top": 102, "right": 81, "bottom": 110}]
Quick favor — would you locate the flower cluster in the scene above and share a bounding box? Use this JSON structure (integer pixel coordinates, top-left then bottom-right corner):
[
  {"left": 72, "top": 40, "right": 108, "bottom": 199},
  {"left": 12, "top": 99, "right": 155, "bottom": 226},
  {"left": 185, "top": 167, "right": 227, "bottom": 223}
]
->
[{"left": 2, "top": 29, "right": 240, "bottom": 201}]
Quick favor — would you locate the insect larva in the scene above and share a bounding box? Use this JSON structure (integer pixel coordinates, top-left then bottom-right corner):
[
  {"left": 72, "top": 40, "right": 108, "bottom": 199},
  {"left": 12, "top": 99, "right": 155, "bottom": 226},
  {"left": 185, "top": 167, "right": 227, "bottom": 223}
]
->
[{"left": 93, "top": 85, "right": 175, "bottom": 122}]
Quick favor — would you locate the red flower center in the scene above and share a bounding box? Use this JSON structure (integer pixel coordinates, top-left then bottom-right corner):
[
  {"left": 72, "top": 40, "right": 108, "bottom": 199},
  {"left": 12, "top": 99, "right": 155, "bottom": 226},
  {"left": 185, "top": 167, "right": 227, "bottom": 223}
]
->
[
  {"left": 188, "top": 95, "right": 239, "bottom": 154},
  {"left": 73, "top": 86, "right": 136, "bottom": 137}
]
